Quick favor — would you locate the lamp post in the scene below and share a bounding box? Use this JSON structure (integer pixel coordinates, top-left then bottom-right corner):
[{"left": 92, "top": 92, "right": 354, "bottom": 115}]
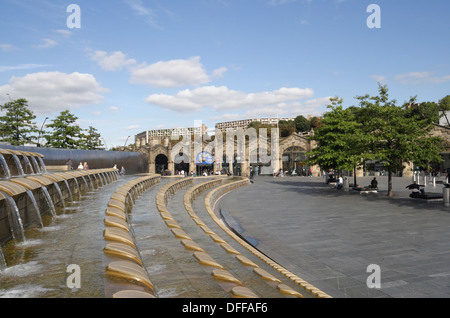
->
[
  {"left": 124, "top": 136, "right": 130, "bottom": 149},
  {"left": 37, "top": 117, "right": 49, "bottom": 147}
]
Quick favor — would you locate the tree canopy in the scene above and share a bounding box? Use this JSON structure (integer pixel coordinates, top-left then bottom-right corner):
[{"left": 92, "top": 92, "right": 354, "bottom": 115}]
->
[
  {"left": 308, "top": 84, "right": 444, "bottom": 197},
  {"left": 0, "top": 98, "right": 38, "bottom": 145}
]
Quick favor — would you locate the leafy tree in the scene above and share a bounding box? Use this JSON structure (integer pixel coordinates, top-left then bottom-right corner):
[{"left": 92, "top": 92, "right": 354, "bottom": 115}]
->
[
  {"left": 307, "top": 97, "right": 370, "bottom": 186},
  {"left": 278, "top": 120, "right": 295, "bottom": 137},
  {"left": 79, "top": 126, "right": 104, "bottom": 150},
  {"left": 438, "top": 95, "right": 450, "bottom": 126},
  {"left": 357, "top": 84, "right": 443, "bottom": 197},
  {"left": 294, "top": 115, "right": 310, "bottom": 133},
  {"left": 309, "top": 116, "right": 323, "bottom": 130},
  {"left": 43, "top": 110, "right": 83, "bottom": 149},
  {"left": 0, "top": 98, "right": 38, "bottom": 145}
]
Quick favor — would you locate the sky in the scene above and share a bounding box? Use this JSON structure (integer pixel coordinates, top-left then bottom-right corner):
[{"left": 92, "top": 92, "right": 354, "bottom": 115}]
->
[{"left": 0, "top": 0, "right": 449, "bottom": 148}]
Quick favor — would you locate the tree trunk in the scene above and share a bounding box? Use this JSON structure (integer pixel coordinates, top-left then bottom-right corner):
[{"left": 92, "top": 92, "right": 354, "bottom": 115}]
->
[{"left": 388, "top": 169, "right": 393, "bottom": 197}]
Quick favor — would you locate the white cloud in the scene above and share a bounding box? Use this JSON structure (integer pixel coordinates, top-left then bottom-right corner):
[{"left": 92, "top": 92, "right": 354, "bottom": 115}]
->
[
  {"left": 370, "top": 75, "right": 386, "bottom": 83},
  {"left": 0, "top": 64, "right": 50, "bottom": 73},
  {"left": 53, "top": 29, "right": 73, "bottom": 38},
  {"left": 394, "top": 71, "right": 450, "bottom": 85},
  {"left": 0, "top": 71, "right": 109, "bottom": 114},
  {"left": 124, "top": 125, "right": 140, "bottom": 130},
  {"left": 209, "top": 96, "right": 330, "bottom": 121},
  {"left": 32, "top": 38, "right": 57, "bottom": 49},
  {"left": 269, "top": 0, "right": 297, "bottom": 5},
  {"left": 109, "top": 106, "right": 119, "bottom": 112},
  {"left": 130, "top": 56, "right": 211, "bottom": 88},
  {"left": 212, "top": 67, "right": 227, "bottom": 78},
  {"left": 0, "top": 44, "right": 17, "bottom": 52},
  {"left": 145, "top": 85, "right": 316, "bottom": 113},
  {"left": 91, "top": 50, "right": 137, "bottom": 71},
  {"left": 125, "top": 0, "right": 161, "bottom": 29}
]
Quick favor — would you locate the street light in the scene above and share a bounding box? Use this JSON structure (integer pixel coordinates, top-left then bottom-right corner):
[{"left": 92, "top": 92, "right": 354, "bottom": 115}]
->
[
  {"left": 124, "top": 136, "right": 130, "bottom": 148},
  {"left": 102, "top": 137, "right": 108, "bottom": 151},
  {"left": 37, "top": 117, "right": 49, "bottom": 147}
]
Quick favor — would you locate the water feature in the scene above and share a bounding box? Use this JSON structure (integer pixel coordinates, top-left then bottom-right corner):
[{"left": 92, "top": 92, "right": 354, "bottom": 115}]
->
[
  {"left": 22, "top": 156, "right": 34, "bottom": 175},
  {"left": 11, "top": 154, "right": 24, "bottom": 177},
  {"left": 0, "top": 154, "right": 11, "bottom": 179},
  {"left": 37, "top": 157, "right": 47, "bottom": 173},
  {"left": 40, "top": 186, "right": 56, "bottom": 218},
  {"left": 52, "top": 182, "right": 66, "bottom": 211},
  {"left": 30, "top": 156, "right": 41, "bottom": 174},
  {"left": 25, "top": 189, "right": 43, "bottom": 228},
  {"left": 3, "top": 193, "right": 26, "bottom": 244},
  {"left": 0, "top": 173, "right": 125, "bottom": 297},
  {"left": 0, "top": 247, "right": 6, "bottom": 271},
  {"left": 63, "top": 180, "right": 74, "bottom": 203}
]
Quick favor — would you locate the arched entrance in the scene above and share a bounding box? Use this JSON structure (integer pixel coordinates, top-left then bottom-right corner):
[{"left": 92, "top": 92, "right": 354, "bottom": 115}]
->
[
  {"left": 155, "top": 154, "right": 168, "bottom": 175},
  {"left": 174, "top": 152, "right": 190, "bottom": 175},
  {"left": 196, "top": 151, "right": 214, "bottom": 176},
  {"left": 282, "top": 146, "right": 307, "bottom": 175}
]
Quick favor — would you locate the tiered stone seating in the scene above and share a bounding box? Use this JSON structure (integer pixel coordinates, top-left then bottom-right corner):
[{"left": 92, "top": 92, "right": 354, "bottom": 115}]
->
[{"left": 102, "top": 175, "right": 161, "bottom": 298}]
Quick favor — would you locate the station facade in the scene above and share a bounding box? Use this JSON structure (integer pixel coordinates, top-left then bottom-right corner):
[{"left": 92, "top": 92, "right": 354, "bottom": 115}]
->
[{"left": 134, "top": 124, "right": 450, "bottom": 177}]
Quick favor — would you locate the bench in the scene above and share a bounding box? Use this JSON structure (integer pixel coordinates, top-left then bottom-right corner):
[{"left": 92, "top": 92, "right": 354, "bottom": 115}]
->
[
  {"left": 409, "top": 192, "right": 443, "bottom": 201},
  {"left": 353, "top": 186, "right": 378, "bottom": 194}
]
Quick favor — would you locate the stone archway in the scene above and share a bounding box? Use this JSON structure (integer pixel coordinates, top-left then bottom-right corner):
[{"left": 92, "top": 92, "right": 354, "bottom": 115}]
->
[
  {"left": 155, "top": 154, "right": 168, "bottom": 175},
  {"left": 149, "top": 144, "right": 170, "bottom": 174},
  {"left": 282, "top": 146, "right": 307, "bottom": 175}
]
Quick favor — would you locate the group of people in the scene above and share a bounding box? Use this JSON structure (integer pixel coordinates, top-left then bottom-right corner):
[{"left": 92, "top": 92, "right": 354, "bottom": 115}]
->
[{"left": 65, "top": 159, "right": 125, "bottom": 175}]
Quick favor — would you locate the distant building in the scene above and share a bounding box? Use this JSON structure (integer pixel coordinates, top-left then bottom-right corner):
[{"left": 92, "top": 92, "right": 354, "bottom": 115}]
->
[
  {"left": 135, "top": 124, "right": 207, "bottom": 148},
  {"left": 215, "top": 117, "right": 295, "bottom": 131}
]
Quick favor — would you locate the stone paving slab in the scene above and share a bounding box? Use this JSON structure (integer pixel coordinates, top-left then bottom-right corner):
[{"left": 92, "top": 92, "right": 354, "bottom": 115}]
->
[{"left": 218, "top": 175, "right": 450, "bottom": 298}]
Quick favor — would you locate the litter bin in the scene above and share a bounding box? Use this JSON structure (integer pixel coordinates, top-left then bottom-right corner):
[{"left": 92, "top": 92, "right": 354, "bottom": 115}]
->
[{"left": 443, "top": 185, "right": 450, "bottom": 207}]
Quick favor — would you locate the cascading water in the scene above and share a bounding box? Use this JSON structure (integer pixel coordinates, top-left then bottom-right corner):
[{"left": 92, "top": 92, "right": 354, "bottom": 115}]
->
[
  {"left": 80, "top": 176, "right": 89, "bottom": 194},
  {"left": 37, "top": 157, "right": 47, "bottom": 173},
  {"left": 86, "top": 174, "right": 95, "bottom": 191},
  {"left": 29, "top": 156, "right": 41, "bottom": 174},
  {"left": 40, "top": 186, "right": 56, "bottom": 218},
  {"left": 11, "top": 154, "right": 25, "bottom": 177},
  {"left": 22, "top": 156, "right": 35, "bottom": 175},
  {"left": 0, "top": 246, "right": 7, "bottom": 271},
  {"left": 63, "top": 179, "right": 74, "bottom": 203},
  {"left": 71, "top": 177, "right": 81, "bottom": 201},
  {"left": 0, "top": 154, "right": 11, "bottom": 179},
  {"left": 52, "top": 182, "right": 66, "bottom": 211},
  {"left": 25, "top": 189, "right": 43, "bottom": 228},
  {"left": 3, "top": 192, "right": 26, "bottom": 244}
]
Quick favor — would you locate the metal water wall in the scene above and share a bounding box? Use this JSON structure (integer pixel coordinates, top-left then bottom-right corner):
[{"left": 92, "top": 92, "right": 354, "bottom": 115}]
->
[{"left": 0, "top": 145, "right": 148, "bottom": 174}]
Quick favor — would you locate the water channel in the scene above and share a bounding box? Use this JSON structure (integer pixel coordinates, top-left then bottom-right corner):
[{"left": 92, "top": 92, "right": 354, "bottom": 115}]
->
[{"left": 0, "top": 174, "right": 132, "bottom": 298}]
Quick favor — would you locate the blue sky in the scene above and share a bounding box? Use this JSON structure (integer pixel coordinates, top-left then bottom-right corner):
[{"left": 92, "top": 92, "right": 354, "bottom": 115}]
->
[{"left": 0, "top": 0, "right": 449, "bottom": 148}]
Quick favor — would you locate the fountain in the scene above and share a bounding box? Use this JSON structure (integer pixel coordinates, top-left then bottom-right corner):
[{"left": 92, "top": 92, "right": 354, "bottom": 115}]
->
[{"left": 0, "top": 148, "right": 120, "bottom": 279}]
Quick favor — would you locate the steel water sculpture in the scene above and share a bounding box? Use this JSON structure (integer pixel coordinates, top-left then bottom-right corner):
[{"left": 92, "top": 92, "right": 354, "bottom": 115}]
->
[{"left": 0, "top": 148, "right": 119, "bottom": 272}]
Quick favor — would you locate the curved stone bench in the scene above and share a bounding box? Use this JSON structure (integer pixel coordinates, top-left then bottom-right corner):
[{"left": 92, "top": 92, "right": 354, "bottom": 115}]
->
[
  {"left": 183, "top": 178, "right": 306, "bottom": 298},
  {"left": 155, "top": 177, "right": 261, "bottom": 298},
  {"left": 103, "top": 175, "right": 160, "bottom": 297}
]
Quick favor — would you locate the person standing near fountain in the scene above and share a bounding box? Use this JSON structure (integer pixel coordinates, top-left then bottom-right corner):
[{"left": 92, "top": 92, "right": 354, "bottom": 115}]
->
[
  {"left": 66, "top": 159, "right": 73, "bottom": 170},
  {"left": 77, "top": 162, "right": 83, "bottom": 169}
]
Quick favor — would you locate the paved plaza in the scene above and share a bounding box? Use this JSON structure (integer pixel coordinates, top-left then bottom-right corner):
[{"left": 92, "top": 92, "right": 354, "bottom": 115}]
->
[{"left": 218, "top": 174, "right": 450, "bottom": 298}]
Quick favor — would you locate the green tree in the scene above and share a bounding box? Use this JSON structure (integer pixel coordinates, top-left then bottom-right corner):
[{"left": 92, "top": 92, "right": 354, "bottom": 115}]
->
[
  {"left": 0, "top": 98, "right": 38, "bottom": 145},
  {"left": 438, "top": 95, "right": 450, "bottom": 126},
  {"left": 79, "top": 126, "right": 104, "bottom": 150},
  {"left": 44, "top": 110, "right": 83, "bottom": 149},
  {"left": 294, "top": 115, "right": 310, "bottom": 133},
  {"left": 278, "top": 120, "right": 295, "bottom": 137},
  {"left": 357, "top": 84, "right": 443, "bottom": 197},
  {"left": 307, "top": 97, "right": 370, "bottom": 186}
]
